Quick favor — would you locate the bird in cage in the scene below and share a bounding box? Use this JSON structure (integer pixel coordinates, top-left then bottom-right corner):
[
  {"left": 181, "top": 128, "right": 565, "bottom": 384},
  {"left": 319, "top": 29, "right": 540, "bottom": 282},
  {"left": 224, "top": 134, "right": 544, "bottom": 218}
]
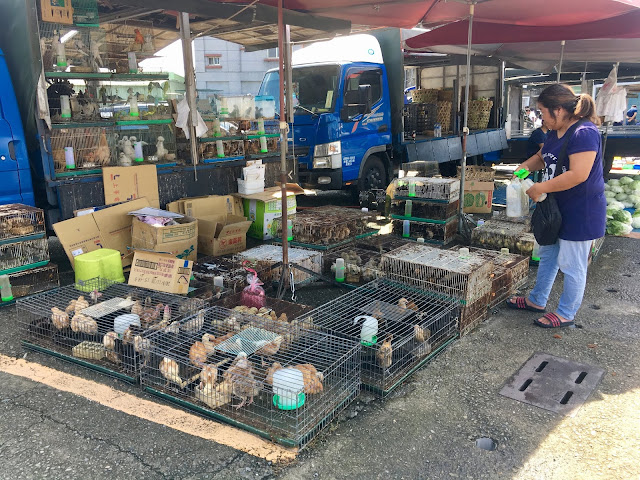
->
[
  {"left": 201, "top": 333, "right": 217, "bottom": 355},
  {"left": 413, "top": 324, "right": 432, "bottom": 357},
  {"left": 398, "top": 297, "right": 418, "bottom": 311},
  {"left": 255, "top": 336, "right": 283, "bottom": 367},
  {"left": 50, "top": 307, "right": 70, "bottom": 330},
  {"left": 159, "top": 357, "right": 186, "bottom": 390},
  {"left": 103, "top": 331, "right": 117, "bottom": 351},
  {"left": 224, "top": 352, "right": 261, "bottom": 409},
  {"left": 194, "top": 378, "right": 233, "bottom": 409},
  {"left": 155, "top": 136, "right": 167, "bottom": 161},
  {"left": 199, "top": 358, "right": 230, "bottom": 389},
  {"left": 70, "top": 314, "right": 98, "bottom": 335},
  {"left": 376, "top": 335, "right": 393, "bottom": 369},
  {"left": 189, "top": 341, "right": 208, "bottom": 367},
  {"left": 182, "top": 309, "right": 206, "bottom": 334},
  {"left": 133, "top": 29, "right": 145, "bottom": 51},
  {"left": 134, "top": 334, "right": 152, "bottom": 367},
  {"left": 95, "top": 130, "right": 111, "bottom": 166}
]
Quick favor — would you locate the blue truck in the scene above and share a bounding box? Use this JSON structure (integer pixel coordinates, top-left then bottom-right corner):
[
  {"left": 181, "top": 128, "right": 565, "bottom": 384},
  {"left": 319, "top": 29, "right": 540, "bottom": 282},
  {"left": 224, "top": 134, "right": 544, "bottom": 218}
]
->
[{"left": 258, "top": 30, "right": 509, "bottom": 192}]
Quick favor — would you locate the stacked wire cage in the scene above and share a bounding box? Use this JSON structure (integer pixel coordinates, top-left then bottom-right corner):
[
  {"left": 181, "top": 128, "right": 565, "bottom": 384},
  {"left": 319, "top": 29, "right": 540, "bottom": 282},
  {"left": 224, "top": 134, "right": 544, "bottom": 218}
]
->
[
  {"left": 50, "top": 126, "right": 114, "bottom": 172},
  {"left": 192, "top": 256, "right": 276, "bottom": 294},
  {"left": 322, "top": 247, "right": 383, "bottom": 286},
  {"left": 403, "top": 103, "right": 436, "bottom": 138},
  {"left": 394, "top": 177, "right": 460, "bottom": 202},
  {"left": 0, "top": 237, "right": 50, "bottom": 275},
  {"left": 9, "top": 264, "right": 60, "bottom": 300},
  {"left": 465, "top": 247, "right": 529, "bottom": 308},
  {"left": 236, "top": 245, "right": 323, "bottom": 286},
  {"left": 380, "top": 244, "right": 493, "bottom": 335},
  {"left": 297, "top": 277, "right": 459, "bottom": 396},
  {"left": 0, "top": 204, "right": 46, "bottom": 241},
  {"left": 16, "top": 278, "right": 206, "bottom": 382},
  {"left": 113, "top": 123, "right": 177, "bottom": 165},
  {"left": 471, "top": 220, "right": 535, "bottom": 257},
  {"left": 276, "top": 206, "right": 377, "bottom": 249},
  {"left": 139, "top": 306, "right": 361, "bottom": 448}
]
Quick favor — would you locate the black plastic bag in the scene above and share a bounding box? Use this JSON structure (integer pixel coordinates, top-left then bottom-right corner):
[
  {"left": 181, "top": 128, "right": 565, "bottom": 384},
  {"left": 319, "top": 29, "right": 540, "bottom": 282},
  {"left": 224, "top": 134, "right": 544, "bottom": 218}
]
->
[{"left": 531, "top": 194, "right": 562, "bottom": 245}]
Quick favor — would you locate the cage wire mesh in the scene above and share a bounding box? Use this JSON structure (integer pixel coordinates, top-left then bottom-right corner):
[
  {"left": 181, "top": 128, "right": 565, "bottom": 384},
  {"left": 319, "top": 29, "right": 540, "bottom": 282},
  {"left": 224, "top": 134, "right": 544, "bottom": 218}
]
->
[
  {"left": 16, "top": 278, "right": 206, "bottom": 381},
  {"left": 394, "top": 177, "right": 460, "bottom": 202},
  {"left": 391, "top": 199, "right": 459, "bottom": 222},
  {"left": 322, "top": 247, "right": 383, "bottom": 286},
  {"left": 298, "top": 277, "right": 458, "bottom": 395},
  {"left": 0, "top": 204, "right": 46, "bottom": 241},
  {"left": 0, "top": 237, "right": 50, "bottom": 274},
  {"left": 471, "top": 220, "right": 535, "bottom": 257},
  {"left": 212, "top": 292, "right": 312, "bottom": 322},
  {"left": 51, "top": 126, "right": 114, "bottom": 171},
  {"left": 391, "top": 218, "right": 458, "bottom": 245},
  {"left": 9, "top": 263, "right": 60, "bottom": 299},
  {"left": 192, "top": 256, "right": 276, "bottom": 293},
  {"left": 38, "top": 23, "right": 106, "bottom": 74},
  {"left": 114, "top": 123, "right": 176, "bottom": 164},
  {"left": 236, "top": 245, "right": 322, "bottom": 286},
  {"left": 139, "top": 306, "right": 360, "bottom": 448},
  {"left": 354, "top": 235, "right": 414, "bottom": 254},
  {"left": 103, "top": 21, "right": 156, "bottom": 73}
]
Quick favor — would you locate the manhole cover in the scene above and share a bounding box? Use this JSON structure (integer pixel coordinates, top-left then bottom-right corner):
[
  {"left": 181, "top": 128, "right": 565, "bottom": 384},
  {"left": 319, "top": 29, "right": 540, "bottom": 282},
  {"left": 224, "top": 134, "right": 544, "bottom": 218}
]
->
[{"left": 499, "top": 352, "right": 605, "bottom": 417}]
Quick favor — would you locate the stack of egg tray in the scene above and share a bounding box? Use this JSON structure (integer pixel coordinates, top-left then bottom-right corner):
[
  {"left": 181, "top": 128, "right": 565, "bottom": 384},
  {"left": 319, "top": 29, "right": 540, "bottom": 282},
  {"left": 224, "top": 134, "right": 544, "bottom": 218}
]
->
[
  {"left": 192, "top": 256, "right": 276, "bottom": 293},
  {"left": 212, "top": 292, "right": 312, "bottom": 321},
  {"left": 275, "top": 207, "right": 377, "bottom": 249},
  {"left": 236, "top": 245, "right": 322, "bottom": 286},
  {"left": 380, "top": 244, "right": 493, "bottom": 335},
  {"left": 322, "top": 247, "right": 383, "bottom": 286},
  {"left": 297, "top": 277, "right": 459, "bottom": 396},
  {"left": 139, "top": 306, "right": 361, "bottom": 449},
  {"left": 16, "top": 278, "right": 206, "bottom": 383},
  {"left": 471, "top": 220, "right": 535, "bottom": 257},
  {"left": 394, "top": 177, "right": 460, "bottom": 203},
  {"left": 466, "top": 247, "right": 529, "bottom": 308},
  {"left": 391, "top": 218, "right": 457, "bottom": 245}
]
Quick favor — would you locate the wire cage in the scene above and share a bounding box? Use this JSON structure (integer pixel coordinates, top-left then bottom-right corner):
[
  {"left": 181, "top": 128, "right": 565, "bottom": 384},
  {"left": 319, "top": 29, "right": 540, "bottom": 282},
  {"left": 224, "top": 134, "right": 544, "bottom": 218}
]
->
[
  {"left": 139, "top": 306, "right": 361, "bottom": 449},
  {"left": 380, "top": 243, "right": 493, "bottom": 305},
  {"left": 192, "top": 256, "right": 276, "bottom": 294},
  {"left": 16, "top": 278, "right": 206, "bottom": 382},
  {"left": 38, "top": 23, "right": 106, "bottom": 74},
  {"left": 459, "top": 292, "right": 491, "bottom": 336},
  {"left": 51, "top": 126, "right": 114, "bottom": 172},
  {"left": 9, "top": 263, "right": 60, "bottom": 300},
  {"left": 236, "top": 245, "right": 322, "bottom": 286},
  {"left": 358, "top": 188, "right": 387, "bottom": 212},
  {"left": 298, "top": 277, "right": 459, "bottom": 395},
  {"left": 391, "top": 199, "right": 459, "bottom": 222},
  {"left": 199, "top": 140, "right": 244, "bottom": 160},
  {"left": 0, "top": 204, "right": 46, "bottom": 241},
  {"left": 457, "top": 165, "right": 495, "bottom": 183},
  {"left": 212, "top": 292, "right": 312, "bottom": 321},
  {"left": 0, "top": 237, "right": 50, "bottom": 275},
  {"left": 275, "top": 207, "right": 377, "bottom": 248},
  {"left": 471, "top": 220, "right": 535, "bottom": 257},
  {"left": 490, "top": 211, "right": 531, "bottom": 228},
  {"left": 322, "top": 247, "right": 383, "bottom": 286},
  {"left": 391, "top": 218, "right": 457, "bottom": 245},
  {"left": 103, "top": 21, "right": 157, "bottom": 74},
  {"left": 354, "top": 235, "right": 414, "bottom": 254},
  {"left": 113, "top": 123, "right": 177, "bottom": 165},
  {"left": 394, "top": 177, "right": 460, "bottom": 202}
]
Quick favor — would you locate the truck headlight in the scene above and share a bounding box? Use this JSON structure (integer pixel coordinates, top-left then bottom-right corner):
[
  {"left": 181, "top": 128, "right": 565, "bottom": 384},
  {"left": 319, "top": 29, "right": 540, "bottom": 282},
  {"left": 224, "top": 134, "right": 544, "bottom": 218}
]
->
[{"left": 313, "top": 141, "right": 341, "bottom": 169}]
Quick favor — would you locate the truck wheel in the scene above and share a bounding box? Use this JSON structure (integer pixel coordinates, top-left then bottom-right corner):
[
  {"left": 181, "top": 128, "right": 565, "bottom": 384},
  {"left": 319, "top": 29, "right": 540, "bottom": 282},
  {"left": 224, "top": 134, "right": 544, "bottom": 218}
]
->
[{"left": 358, "top": 156, "right": 387, "bottom": 191}]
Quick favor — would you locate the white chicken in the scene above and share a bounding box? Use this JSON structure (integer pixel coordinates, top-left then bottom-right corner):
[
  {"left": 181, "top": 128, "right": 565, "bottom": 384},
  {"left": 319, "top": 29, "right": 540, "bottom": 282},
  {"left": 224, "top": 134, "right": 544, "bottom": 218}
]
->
[
  {"left": 103, "top": 331, "right": 117, "bottom": 351},
  {"left": 159, "top": 357, "right": 186, "bottom": 389}
]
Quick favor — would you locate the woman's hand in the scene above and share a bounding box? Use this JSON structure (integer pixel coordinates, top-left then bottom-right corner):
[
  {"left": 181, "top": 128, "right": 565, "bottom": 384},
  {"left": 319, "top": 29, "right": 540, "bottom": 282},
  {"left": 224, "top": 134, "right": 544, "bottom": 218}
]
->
[
  {"left": 526, "top": 182, "right": 546, "bottom": 202},
  {"left": 513, "top": 164, "right": 529, "bottom": 179}
]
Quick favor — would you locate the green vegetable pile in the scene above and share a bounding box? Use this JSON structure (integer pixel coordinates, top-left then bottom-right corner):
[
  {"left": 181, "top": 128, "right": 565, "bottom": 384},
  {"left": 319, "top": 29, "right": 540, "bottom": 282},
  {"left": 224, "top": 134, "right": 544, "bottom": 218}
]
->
[{"left": 604, "top": 176, "right": 640, "bottom": 236}]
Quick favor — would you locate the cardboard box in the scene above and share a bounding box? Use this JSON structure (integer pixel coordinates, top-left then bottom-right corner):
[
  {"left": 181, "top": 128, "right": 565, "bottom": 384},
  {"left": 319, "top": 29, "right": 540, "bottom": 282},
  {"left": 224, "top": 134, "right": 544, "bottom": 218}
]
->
[
  {"left": 131, "top": 216, "right": 198, "bottom": 261},
  {"left": 234, "top": 185, "right": 304, "bottom": 240},
  {"left": 128, "top": 251, "right": 193, "bottom": 295},
  {"left": 463, "top": 181, "right": 494, "bottom": 214},
  {"left": 54, "top": 198, "right": 151, "bottom": 268},
  {"left": 103, "top": 165, "right": 160, "bottom": 208},
  {"left": 197, "top": 214, "right": 252, "bottom": 256},
  {"left": 167, "top": 194, "right": 243, "bottom": 218}
]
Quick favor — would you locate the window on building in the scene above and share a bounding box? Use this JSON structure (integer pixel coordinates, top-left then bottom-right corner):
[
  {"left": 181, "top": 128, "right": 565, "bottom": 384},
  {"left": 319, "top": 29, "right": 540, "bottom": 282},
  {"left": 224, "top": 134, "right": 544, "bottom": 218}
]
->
[
  {"left": 207, "top": 56, "right": 221, "bottom": 66},
  {"left": 267, "top": 47, "right": 278, "bottom": 59}
]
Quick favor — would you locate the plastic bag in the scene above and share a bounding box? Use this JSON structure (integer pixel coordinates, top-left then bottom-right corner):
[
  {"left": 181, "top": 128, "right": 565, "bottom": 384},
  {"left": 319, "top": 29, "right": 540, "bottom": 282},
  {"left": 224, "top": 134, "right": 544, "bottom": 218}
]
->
[
  {"left": 506, "top": 179, "right": 529, "bottom": 217},
  {"left": 241, "top": 266, "right": 266, "bottom": 309}
]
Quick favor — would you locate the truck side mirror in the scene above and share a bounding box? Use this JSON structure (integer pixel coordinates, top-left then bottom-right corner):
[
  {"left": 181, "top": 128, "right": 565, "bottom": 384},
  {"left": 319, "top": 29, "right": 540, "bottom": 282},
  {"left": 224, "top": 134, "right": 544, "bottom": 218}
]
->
[{"left": 358, "top": 84, "right": 372, "bottom": 114}]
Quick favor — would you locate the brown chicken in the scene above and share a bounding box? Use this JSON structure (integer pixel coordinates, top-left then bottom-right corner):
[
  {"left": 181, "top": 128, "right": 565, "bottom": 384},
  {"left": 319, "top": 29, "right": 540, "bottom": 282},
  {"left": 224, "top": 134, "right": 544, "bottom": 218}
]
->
[
  {"left": 70, "top": 314, "right": 98, "bottom": 335},
  {"left": 376, "top": 336, "right": 393, "bottom": 369},
  {"left": 103, "top": 331, "right": 117, "bottom": 351},
  {"left": 159, "top": 357, "right": 186, "bottom": 389},
  {"left": 413, "top": 325, "right": 432, "bottom": 357},
  {"left": 398, "top": 298, "right": 418, "bottom": 311},
  {"left": 51, "top": 307, "right": 69, "bottom": 330},
  {"left": 201, "top": 333, "right": 217, "bottom": 355},
  {"left": 65, "top": 296, "right": 89, "bottom": 315},
  {"left": 224, "top": 352, "right": 261, "bottom": 409},
  {"left": 199, "top": 359, "right": 230, "bottom": 388},
  {"left": 255, "top": 336, "right": 283, "bottom": 366},
  {"left": 194, "top": 379, "right": 233, "bottom": 409},
  {"left": 130, "top": 300, "right": 143, "bottom": 317},
  {"left": 189, "top": 341, "right": 208, "bottom": 367},
  {"left": 140, "top": 304, "right": 163, "bottom": 329}
]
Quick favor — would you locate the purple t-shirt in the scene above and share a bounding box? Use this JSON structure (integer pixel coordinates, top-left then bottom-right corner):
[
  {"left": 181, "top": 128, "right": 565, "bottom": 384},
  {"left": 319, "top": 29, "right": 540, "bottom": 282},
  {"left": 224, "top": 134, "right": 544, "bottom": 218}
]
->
[{"left": 541, "top": 121, "right": 606, "bottom": 241}]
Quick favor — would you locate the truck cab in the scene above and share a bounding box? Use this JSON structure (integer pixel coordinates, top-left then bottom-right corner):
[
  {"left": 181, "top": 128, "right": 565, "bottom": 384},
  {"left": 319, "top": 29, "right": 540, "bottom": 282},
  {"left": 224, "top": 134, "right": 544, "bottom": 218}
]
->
[
  {"left": 258, "top": 35, "right": 393, "bottom": 192},
  {"left": 0, "top": 48, "right": 35, "bottom": 205}
]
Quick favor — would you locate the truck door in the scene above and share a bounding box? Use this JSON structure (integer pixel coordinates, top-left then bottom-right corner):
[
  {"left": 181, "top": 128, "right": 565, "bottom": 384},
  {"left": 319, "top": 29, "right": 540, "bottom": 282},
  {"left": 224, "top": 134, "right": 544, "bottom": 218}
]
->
[{"left": 339, "top": 66, "right": 389, "bottom": 183}]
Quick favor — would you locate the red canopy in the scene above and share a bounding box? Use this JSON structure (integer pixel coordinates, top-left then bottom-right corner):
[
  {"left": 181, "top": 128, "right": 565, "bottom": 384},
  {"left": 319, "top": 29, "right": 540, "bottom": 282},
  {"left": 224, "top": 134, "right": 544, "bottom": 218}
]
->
[
  {"left": 212, "top": 0, "right": 640, "bottom": 29},
  {"left": 405, "top": 10, "right": 640, "bottom": 50}
]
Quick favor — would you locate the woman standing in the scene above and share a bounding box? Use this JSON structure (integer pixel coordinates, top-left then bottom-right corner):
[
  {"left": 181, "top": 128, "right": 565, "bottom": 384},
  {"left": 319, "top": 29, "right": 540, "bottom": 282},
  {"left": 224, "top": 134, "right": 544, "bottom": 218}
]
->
[{"left": 507, "top": 84, "right": 606, "bottom": 328}]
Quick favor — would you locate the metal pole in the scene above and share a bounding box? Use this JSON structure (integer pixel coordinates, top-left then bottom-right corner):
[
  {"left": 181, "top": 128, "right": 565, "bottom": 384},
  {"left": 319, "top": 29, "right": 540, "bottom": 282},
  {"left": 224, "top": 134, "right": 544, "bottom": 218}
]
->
[
  {"left": 556, "top": 40, "right": 566, "bottom": 83},
  {"left": 278, "top": 0, "right": 289, "bottom": 287},
  {"left": 458, "top": 2, "right": 474, "bottom": 233},
  {"left": 285, "top": 25, "right": 295, "bottom": 181},
  {"left": 179, "top": 12, "right": 199, "bottom": 181}
]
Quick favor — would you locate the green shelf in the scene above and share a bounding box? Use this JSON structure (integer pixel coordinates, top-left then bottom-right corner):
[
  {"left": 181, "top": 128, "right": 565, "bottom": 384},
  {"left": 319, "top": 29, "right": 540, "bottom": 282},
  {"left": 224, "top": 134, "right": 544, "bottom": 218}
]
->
[
  {"left": 390, "top": 214, "right": 457, "bottom": 225},
  {"left": 55, "top": 169, "right": 102, "bottom": 178},
  {"left": 52, "top": 121, "right": 113, "bottom": 129},
  {"left": 45, "top": 72, "right": 170, "bottom": 81},
  {"left": 199, "top": 133, "right": 279, "bottom": 142}
]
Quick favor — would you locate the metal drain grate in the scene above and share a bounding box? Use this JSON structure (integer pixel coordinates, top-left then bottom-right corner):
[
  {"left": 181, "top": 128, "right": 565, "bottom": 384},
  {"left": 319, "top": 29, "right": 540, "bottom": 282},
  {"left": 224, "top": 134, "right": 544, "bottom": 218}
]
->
[{"left": 499, "top": 352, "right": 605, "bottom": 417}]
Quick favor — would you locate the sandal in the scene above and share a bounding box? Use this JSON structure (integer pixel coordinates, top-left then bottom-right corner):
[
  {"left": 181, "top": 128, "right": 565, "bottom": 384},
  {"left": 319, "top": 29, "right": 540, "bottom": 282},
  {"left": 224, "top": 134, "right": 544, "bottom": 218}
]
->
[
  {"left": 506, "top": 296, "right": 545, "bottom": 313},
  {"left": 534, "top": 312, "right": 575, "bottom": 329}
]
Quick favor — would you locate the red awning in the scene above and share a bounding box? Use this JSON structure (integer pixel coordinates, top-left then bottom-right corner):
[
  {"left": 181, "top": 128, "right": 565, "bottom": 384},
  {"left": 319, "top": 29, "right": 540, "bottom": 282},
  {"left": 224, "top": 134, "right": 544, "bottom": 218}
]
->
[{"left": 405, "top": 10, "right": 640, "bottom": 50}]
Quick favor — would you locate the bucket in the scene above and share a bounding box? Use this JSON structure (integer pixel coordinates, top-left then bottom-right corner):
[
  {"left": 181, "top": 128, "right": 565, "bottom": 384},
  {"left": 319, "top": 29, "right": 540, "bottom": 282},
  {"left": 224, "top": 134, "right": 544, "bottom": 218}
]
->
[
  {"left": 272, "top": 368, "right": 305, "bottom": 410},
  {"left": 74, "top": 249, "right": 125, "bottom": 291}
]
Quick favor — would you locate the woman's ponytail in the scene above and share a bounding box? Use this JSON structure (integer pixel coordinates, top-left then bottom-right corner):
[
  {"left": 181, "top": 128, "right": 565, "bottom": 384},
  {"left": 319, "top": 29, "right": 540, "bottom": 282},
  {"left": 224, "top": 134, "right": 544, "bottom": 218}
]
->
[
  {"left": 537, "top": 84, "right": 600, "bottom": 125},
  {"left": 574, "top": 93, "right": 599, "bottom": 125}
]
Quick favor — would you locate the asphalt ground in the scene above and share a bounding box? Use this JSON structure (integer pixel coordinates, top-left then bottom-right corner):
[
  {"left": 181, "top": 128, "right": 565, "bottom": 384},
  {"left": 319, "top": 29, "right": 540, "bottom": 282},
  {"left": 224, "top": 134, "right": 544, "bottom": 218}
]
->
[{"left": 0, "top": 197, "right": 639, "bottom": 479}]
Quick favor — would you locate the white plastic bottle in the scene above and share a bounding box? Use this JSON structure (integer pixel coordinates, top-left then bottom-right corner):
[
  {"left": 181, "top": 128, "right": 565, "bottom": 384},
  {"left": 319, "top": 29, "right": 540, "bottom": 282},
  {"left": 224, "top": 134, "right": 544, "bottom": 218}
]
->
[
  {"left": 506, "top": 179, "right": 525, "bottom": 217},
  {"left": 522, "top": 179, "right": 547, "bottom": 202}
]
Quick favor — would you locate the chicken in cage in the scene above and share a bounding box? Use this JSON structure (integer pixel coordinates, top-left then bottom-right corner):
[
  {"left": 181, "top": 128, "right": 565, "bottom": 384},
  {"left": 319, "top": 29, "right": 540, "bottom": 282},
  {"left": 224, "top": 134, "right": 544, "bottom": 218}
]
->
[
  {"left": 391, "top": 199, "right": 459, "bottom": 221},
  {"left": 391, "top": 218, "right": 457, "bottom": 244},
  {"left": 296, "top": 278, "right": 459, "bottom": 396},
  {"left": 394, "top": 177, "right": 460, "bottom": 202},
  {"left": 354, "top": 235, "right": 414, "bottom": 254},
  {"left": 9, "top": 263, "right": 60, "bottom": 299},
  {"left": 199, "top": 140, "right": 244, "bottom": 160},
  {"left": 16, "top": 278, "right": 207, "bottom": 381},
  {"left": 323, "top": 247, "right": 383, "bottom": 285},
  {"left": 113, "top": 123, "right": 176, "bottom": 165},
  {"left": 0, "top": 204, "right": 46, "bottom": 241},
  {"left": 0, "top": 237, "right": 50, "bottom": 273},
  {"left": 51, "top": 127, "right": 114, "bottom": 171},
  {"left": 140, "top": 306, "right": 360, "bottom": 448},
  {"left": 235, "top": 245, "right": 322, "bottom": 285},
  {"left": 103, "top": 21, "right": 156, "bottom": 73},
  {"left": 212, "top": 293, "right": 312, "bottom": 326},
  {"left": 192, "top": 256, "right": 275, "bottom": 293}
]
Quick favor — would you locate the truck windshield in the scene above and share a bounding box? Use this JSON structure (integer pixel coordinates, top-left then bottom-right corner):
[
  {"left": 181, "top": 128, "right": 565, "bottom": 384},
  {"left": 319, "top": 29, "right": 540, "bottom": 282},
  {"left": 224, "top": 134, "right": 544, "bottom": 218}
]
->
[{"left": 259, "top": 65, "right": 340, "bottom": 115}]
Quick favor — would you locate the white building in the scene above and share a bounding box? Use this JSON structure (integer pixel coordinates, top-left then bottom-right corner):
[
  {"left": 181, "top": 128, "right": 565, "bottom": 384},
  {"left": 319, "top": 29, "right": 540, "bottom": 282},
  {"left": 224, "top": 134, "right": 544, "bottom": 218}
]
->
[{"left": 194, "top": 36, "right": 280, "bottom": 96}]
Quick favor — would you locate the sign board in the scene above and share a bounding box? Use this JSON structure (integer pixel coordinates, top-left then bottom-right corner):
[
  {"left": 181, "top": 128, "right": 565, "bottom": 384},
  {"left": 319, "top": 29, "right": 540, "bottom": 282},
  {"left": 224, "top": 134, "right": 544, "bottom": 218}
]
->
[
  {"left": 103, "top": 165, "right": 160, "bottom": 208},
  {"left": 128, "top": 251, "right": 193, "bottom": 295}
]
